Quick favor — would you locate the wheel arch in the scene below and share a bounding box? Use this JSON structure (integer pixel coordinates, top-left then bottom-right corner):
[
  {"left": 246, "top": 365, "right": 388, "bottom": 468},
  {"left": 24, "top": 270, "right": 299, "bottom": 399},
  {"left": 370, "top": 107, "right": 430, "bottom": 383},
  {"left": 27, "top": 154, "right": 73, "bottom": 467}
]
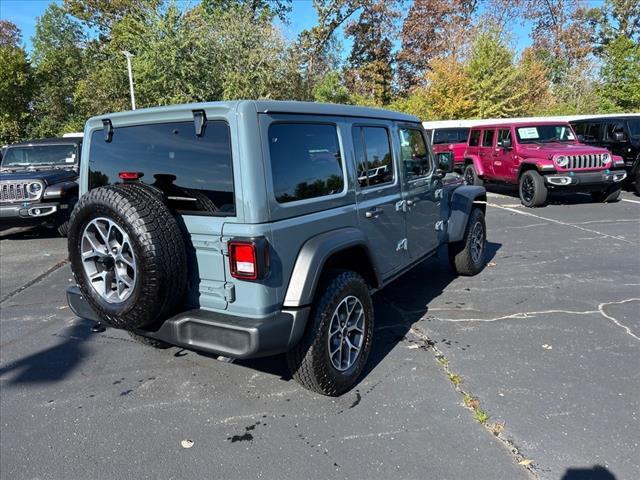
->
[
  {"left": 446, "top": 186, "right": 487, "bottom": 243},
  {"left": 464, "top": 155, "right": 485, "bottom": 177},
  {"left": 283, "top": 228, "right": 381, "bottom": 308}
]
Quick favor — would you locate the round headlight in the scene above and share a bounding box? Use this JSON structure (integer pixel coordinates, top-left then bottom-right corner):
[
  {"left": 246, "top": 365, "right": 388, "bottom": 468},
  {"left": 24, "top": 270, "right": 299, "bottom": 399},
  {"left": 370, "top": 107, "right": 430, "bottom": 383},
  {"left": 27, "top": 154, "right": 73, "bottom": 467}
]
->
[
  {"left": 601, "top": 153, "right": 610, "bottom": 163},
  {"left": 556, "top": 155, "right": 568, "bottom": 167},
  {"left": 29, "top": 182, "right": 42, "bottom": 194}
]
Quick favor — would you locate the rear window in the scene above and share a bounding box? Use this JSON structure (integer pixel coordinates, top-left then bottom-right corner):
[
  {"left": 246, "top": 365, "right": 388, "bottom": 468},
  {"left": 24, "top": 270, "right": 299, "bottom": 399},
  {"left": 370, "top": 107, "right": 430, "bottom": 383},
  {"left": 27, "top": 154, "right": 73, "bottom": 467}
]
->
[
  {"left": 433, "top": 128, "right": 470, "bottom": 144},
  {"left": 269, "top": 123, "right": 344, "bottom": 203},
  {"left": 469, "top": 130, "right": 481, "bottom": 146},
  {"left": 88, "top": 121, "right": 234, "bottom": 215}
]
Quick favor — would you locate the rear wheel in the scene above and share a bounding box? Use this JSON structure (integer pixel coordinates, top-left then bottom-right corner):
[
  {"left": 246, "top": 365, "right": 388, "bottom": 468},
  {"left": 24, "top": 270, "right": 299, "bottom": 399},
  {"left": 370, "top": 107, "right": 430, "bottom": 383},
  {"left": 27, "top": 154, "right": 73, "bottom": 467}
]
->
[
  {"left": 67, "top": 184, "right": 187, "bottom": 330},
  {"left": 634, "top": 167, "right": 640, "bottom": 195},
  {"left": 464, "top": 163, "right": 484, "bottom": 186},
  {"left": 519, "top": 170, "right": 548, "bottom": 207},
  {"left": 286, "top": 270, "right": 374, "bottom": 396},
  {"left": 449, "top": 208, "right": 487, "bottom": 276},
  {"left": 591, "top": 186, "right": 621, "bottom": 203}
]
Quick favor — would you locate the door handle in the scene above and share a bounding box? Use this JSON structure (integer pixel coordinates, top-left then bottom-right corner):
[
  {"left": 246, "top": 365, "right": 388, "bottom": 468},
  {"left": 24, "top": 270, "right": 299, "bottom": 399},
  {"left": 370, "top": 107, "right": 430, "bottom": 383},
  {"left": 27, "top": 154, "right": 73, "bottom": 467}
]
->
[
  {"left": 364, "top": 208, "right": 383, "bottom": 219},
  {"left": 406, "top": 199, "right": 415, "bottom": 207}
]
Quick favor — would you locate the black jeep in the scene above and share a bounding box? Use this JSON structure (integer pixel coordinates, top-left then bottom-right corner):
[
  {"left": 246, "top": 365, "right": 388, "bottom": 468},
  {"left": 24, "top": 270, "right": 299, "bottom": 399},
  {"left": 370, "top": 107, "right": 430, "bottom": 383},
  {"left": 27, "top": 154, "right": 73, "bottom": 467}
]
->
[
  {"left": 0, "top": 136, "right": 82, "bottom": 236},
  {"left": 570, "top": 115, "right": 640, "bottom": 194}
]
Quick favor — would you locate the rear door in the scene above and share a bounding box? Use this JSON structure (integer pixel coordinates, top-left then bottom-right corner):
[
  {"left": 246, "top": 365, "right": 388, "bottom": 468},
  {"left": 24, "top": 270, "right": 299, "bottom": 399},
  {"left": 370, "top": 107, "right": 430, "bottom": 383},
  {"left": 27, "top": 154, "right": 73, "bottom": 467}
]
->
[
  {"left": 87, "top": 120, "right": 234, "bottom": 310},
  {"left": 397, "top": 125, "right": 440, "bottom": 260},
  {"left": 480, "top": 129, "right": 496, "bottom": 176},
  {"left": 353, "top": 124, "right": 409, "bottom": 277}
]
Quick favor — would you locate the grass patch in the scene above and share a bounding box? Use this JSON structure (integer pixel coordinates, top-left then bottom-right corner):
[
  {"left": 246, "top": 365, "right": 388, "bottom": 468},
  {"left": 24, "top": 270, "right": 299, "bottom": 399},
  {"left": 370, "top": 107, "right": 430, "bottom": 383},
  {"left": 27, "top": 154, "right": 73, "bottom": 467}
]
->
[
  {"left": 473, "top": 408, "right": 489, "bottom": 424},
  {"left": 447, "top": 373, "right": 462, "bottom": 386}
]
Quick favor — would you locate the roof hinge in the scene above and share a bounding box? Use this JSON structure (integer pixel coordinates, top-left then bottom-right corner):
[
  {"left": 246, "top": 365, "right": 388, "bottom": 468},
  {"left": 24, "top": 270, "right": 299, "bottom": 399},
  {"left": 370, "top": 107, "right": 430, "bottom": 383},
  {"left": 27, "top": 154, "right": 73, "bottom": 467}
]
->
[
  {"left": 102, "top": 119, "right": 113, "bottom": 143},
  {"left": 193, "top": 110, "right": 207, "bottom": 137}
]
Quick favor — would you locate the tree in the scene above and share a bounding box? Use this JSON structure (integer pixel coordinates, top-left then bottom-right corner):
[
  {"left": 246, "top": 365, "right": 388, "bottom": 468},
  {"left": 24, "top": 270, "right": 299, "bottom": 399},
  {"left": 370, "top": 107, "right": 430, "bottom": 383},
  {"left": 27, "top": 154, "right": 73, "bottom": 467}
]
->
[
  {"left": 344, "top": 0, "right": 399, "bottom": 105},
  {"left": 598, "top": 36, "right": 640, "bottom": 111},
  {"left": 201, "top": 0, "right": 292, "bottom": 22},
  {"left": 313, "top": 71, "right": 351, "bottom": 104},
  {"left": 466, "top": 31, "right": 525, "bottom": 118},
  {"left": 63, "top": 0, "right": 163, "bottom": 33},
  {"left": 397, "top": 0, "right": 477, "bottom": 90},
  {"left": 0, "top": 22, "right": 32, "bottom": 145},
  {"left": 516, "top": 47, "right": 555, "bottom": 115},
  {"left": 30, "top": 4, "right": 86, "bottom": 137}
]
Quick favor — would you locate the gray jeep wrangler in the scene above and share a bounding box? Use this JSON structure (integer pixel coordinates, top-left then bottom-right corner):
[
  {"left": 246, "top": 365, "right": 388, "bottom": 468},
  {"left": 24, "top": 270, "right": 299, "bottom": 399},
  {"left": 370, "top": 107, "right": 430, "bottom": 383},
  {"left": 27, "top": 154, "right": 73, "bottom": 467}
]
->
[{"left": 66, "top": 101, "right": 488, "bottom": 396}]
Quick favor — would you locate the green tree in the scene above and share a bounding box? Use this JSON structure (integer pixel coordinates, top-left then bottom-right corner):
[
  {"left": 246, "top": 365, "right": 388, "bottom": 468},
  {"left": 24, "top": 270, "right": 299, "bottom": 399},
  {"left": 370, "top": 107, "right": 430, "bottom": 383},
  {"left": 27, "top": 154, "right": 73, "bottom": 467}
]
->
[
  {"left": 466, "top": 31, "right": 525, "bottom": 118},
  {"left": 313, "top": 71, "right": 351, "bottom": 104},
  {"left": 30, "top": 4, "right": 86, "bottom": 136},
  {"left": 0, "top": 21, "right": 33, "bottom": 145},
  {"left": 598, "top": 36, "right": 640, "bottom": 111}
]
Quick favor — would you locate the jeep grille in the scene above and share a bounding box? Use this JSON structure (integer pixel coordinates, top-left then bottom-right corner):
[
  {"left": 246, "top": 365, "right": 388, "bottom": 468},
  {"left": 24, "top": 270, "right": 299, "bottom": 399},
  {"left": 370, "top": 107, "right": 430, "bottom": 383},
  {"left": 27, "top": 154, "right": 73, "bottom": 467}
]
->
[
  {"left": 0, "top": 181, "right": 44, "bottom": 203},
  {"left": 566, "top": 154, "right": 605, "bottom": 170}
]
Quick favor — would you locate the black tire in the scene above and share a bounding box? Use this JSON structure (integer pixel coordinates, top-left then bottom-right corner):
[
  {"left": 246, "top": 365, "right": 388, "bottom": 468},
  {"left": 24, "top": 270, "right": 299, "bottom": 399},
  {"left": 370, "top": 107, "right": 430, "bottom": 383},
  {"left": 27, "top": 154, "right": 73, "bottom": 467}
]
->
[
  {"left": 464, "top": 163, "right": 484, "bottom": 186},
  {"left": 591, "top": 185, "right": 621, "bottom": 203},
  {"left": 519, "top": 170, "right": 548, "bottom": 207},
  {"left": 448, "top": 208, "right": 487, "bottom": 276},
  {"left": 67, "top": 184, "right": 187, "bottom": 329},
  {"left": 56, "top": 218, "right": 70, "bottom": 237},
  {"left": 635, "top": 168, "right": 640, "bottom": 195},
  {"left": 127, "top": 331, "right": 171, "bottom": 349},
  {"left": 286, "top": 270, "right": 374, "bottom": 396}
]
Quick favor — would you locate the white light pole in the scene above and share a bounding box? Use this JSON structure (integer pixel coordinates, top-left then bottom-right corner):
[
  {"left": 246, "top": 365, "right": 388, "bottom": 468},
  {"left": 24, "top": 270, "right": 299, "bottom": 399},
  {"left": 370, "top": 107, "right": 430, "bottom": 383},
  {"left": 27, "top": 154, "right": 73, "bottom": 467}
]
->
[{"left": 121, "top": 50, "right": 136, "bottom": 110}]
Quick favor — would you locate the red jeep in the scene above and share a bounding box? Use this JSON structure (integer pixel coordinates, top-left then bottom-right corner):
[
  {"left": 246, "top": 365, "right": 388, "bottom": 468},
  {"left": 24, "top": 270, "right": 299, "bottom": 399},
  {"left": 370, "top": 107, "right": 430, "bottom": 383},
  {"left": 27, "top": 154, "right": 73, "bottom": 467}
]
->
[
  {"left": 463, "top": 121, "right": 627, "bottom": 207},
  {"left": 425, "top": 127, "right": 470, "bottom": 171}
]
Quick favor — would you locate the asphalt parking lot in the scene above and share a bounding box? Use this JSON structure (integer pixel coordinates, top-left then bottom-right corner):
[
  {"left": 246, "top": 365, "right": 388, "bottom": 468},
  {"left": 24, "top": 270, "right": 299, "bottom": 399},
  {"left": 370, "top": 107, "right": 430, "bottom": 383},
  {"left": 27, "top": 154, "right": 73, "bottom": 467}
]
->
[{"left": 1, "top": 188, "right": 638, "bottom": 480}]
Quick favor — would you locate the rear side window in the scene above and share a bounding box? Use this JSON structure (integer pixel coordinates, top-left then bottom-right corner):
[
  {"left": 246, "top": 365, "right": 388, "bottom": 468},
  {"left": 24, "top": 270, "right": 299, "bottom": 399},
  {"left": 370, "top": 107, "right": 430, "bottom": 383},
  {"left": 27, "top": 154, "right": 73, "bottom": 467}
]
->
[
  {"left": 433, "top": 128, "right": 470, "bottom": 144},
  {"left": 269, "top": 123, "right": 344, "bottom": 204},
  {"left": 353, "top": 126, "right": 393, "bottom": 188},
  {"left": 482, "top": 129, "right": 495, "bottom": 147},
  {"left": 88, "top": 121, "right": 234, "bottom": 215},
  {"left": 469, "top": 130, "right": 481, "bottom": 146}
]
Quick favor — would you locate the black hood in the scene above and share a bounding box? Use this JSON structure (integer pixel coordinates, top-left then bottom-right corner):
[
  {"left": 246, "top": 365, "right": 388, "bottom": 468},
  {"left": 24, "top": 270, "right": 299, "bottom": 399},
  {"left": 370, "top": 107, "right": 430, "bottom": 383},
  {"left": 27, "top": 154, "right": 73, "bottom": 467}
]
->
[{"left": 0, "top": 168, "right": 78, "bottom": 185}]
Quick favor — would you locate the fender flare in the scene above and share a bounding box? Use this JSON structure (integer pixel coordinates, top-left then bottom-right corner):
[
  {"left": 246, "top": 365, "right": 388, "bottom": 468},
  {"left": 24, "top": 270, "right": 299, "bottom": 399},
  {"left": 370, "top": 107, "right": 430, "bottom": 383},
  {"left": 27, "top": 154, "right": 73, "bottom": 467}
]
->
[
  {"left": 517, "top": 158, "right": 550, "bottom": 178},
  {"left": 283, "top": 227, "right": 380, "bottom": 308},
  {"left": 464, "top": 155, "right": 485, "bottom": 177},
  {"left": 445, "top": 186, "right": 487, "bottom": 243},
  {"left": 43, "top": 181, "right": 79, "bottom": 200}
]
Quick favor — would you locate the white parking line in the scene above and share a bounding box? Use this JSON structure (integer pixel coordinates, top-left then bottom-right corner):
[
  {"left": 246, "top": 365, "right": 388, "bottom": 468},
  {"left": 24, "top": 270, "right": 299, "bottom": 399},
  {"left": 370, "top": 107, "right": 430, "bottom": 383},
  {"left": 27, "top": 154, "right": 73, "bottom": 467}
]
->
[
  {"left": 621, "top": 198, "right": 640, "bottom": 204},
  {"left": 488, "top": 203, "right": 636, "bottom": 245}
]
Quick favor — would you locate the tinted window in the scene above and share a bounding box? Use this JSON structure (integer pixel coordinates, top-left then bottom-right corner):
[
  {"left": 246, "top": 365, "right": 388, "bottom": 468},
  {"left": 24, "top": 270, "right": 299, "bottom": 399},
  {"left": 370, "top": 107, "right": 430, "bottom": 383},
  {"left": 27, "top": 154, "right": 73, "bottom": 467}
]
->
[
  {"left": 571, "top": 122, "right": 586, "bottom": 136},
  {"left": 269, "top": 123, "right": 344, "bottom": 203},
  {"left": 399, "top": 128, "right": 431, "bottom": 179},
  {"left": 2, "top": 144, "right": 78, "bottom": 168},
  {"left": 497, "top": 128, "right": 511, "bottom": 146},
  {"left": 89, "top": 121, "right": 234, "bottom": 215},
  {"left": 433, "top": 128, "right": 470, "bottom": 144},
  {"left": 627, "top": 118, "right": 640, "bottom": 137},
  {"left": 482, "top": 129, "right": 495, "bottom": 147},
  {"left": 469, "top": 130, "right": 481, "bottom": 146},
  {"left": 353, "top": 126, "right": 393, "bottom": 188},
  {"left": 604, "top": 122, "right": 625, "bottom": 141},
  {"left": 587, "top": 122, "right": 603, "bottom": 140}
]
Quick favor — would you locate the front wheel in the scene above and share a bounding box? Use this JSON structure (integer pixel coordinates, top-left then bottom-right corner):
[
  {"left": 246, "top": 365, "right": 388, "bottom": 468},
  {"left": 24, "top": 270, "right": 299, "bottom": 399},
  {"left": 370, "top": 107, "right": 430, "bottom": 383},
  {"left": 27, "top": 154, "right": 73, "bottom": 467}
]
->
[
  {"left": 286, "top": 270, "right": 374, "bottom": 396},
  {"left": 449, "top": 208, "right": 487, "bottom": 276},
  {"left": 519, "top": 170, "right": 548, "bottom": 207}
]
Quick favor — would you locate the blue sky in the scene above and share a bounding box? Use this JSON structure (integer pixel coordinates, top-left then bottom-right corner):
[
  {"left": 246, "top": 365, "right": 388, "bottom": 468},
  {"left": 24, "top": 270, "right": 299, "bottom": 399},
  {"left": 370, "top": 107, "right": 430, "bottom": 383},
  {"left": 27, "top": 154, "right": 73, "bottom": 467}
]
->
[{"left": 1, "top": 0, "right": 535, "bottom": 56}]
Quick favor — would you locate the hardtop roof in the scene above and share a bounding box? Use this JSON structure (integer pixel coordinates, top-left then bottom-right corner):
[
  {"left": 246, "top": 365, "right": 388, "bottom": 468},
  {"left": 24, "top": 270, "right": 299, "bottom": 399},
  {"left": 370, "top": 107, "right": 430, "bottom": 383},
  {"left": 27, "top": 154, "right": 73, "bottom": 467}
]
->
[
  {"left": 6, "top": 137, "right": 82, "bottom": 148},
  {"left": 469, "top": 121, "right": 573, "bottom": 130}
]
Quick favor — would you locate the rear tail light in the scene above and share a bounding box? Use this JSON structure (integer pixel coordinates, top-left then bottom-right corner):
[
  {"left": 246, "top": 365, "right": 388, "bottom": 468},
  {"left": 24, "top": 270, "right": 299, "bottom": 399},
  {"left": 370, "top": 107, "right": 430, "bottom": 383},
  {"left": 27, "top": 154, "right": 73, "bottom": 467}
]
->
[
  {"left": 119, "top": 171, "right": 144, "bottom": 180},
  {"left": 228, "top": 239, "right": 269, "bottom": 281}
]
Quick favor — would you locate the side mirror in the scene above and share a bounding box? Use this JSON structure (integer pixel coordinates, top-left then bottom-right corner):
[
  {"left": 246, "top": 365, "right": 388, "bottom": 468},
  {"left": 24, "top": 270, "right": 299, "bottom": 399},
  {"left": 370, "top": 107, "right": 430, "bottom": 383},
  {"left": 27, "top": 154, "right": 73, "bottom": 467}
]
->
[
  {"left": 435, "top": 152, "right": 454, "bottom": 176},
  {"left": 613, "top": 131, "right": 626, "bottom": 142},
  {"left": 501, "top": 138, "right": 512, "bottom": 149}
]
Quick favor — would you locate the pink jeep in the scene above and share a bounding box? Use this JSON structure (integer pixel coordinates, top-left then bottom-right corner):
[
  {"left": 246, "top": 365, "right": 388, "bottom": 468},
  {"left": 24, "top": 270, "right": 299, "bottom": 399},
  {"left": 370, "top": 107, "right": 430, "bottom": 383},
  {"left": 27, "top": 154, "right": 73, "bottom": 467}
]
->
[{"left": 463, "top": 121, "right": 627, "bottom": 207}]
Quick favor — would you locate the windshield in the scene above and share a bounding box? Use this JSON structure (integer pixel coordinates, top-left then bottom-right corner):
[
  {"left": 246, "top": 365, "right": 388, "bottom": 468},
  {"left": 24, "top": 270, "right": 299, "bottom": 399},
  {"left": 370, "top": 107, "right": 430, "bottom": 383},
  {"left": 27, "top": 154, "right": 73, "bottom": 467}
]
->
[
  {"left": 433, "top": 128, "right": 469, "bottom": 144},
  {"left": 515, "top": 125, "right": 576, "bottom": 144},
  {"left": 627, "top": 118, "right": 640, "bottom": 137},
  {"left": 1, "top": 144, "right": 78, "bottom": 168}
]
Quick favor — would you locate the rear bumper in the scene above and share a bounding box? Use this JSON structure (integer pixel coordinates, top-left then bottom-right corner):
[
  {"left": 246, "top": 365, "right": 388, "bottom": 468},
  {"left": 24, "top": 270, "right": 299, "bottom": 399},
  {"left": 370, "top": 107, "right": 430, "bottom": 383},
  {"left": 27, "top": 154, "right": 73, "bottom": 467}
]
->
[
  {"left": 66, "top": 286, "right": 310, "bottom": 359},
  {"left": 543, "top": 170, "right": 627, "bottom": 189}
]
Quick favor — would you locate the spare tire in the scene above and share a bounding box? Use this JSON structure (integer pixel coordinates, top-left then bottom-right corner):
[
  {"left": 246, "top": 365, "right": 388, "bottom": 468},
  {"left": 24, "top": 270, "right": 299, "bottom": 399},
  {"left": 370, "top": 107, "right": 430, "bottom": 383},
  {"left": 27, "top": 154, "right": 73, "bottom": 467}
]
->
[{"left": 67, "top": 184, "right": 187, "bottom": 329}]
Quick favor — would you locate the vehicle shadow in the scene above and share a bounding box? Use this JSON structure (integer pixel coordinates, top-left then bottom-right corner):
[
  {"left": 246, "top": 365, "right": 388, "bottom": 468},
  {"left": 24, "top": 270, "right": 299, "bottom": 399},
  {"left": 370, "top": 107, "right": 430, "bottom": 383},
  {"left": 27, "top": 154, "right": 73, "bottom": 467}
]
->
[
  {"left": 0, "top": 226, "right": 61, "bottom": 240},
  {"left": 484, "top": 183, "right": 601, "bottom": 206},
  {"left": 560, "top": 465, "right": 616, "bottom": 479},
  {"left": 0, "top": 319, "right": 93, "bottom": 385},
  {"left": 238, "top": 242, "right": 501, "bottom": 389}
]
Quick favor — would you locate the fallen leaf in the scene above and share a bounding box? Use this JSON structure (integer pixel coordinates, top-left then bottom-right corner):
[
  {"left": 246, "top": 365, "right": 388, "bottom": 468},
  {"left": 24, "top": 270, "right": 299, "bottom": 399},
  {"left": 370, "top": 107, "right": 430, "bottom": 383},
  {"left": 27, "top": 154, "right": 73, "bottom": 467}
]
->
[
  {"left": 488, "top": 262, "right": 497, "bottom": 267},
  {"left": 58, "top": 305, "right": 69, "bottom": 310},
  {"left": 181, "top": 439, "right": 194, "bottom": 449},
  {"left": 542, "top": 344, "right": 552, "bottom": 350},
  {"left": 407, "top": 344, "right": 420, "bottom": 349},
  {"left": 518, "top": 459, "right": 533, "bottom": 466}
]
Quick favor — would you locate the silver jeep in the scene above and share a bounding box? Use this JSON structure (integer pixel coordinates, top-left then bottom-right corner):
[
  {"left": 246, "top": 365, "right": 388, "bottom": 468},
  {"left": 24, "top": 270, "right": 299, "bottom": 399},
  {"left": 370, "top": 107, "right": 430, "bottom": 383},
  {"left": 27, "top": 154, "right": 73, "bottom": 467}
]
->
[{"left": 66, "top": 100, "right": 488, "bottom": 396}]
